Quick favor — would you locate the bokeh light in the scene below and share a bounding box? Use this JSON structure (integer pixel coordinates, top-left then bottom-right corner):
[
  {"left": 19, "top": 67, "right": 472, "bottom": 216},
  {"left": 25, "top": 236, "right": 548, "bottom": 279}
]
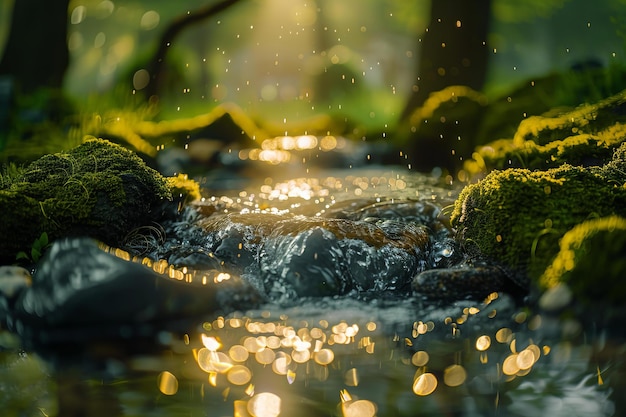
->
[
  {"left": 412, "top": 372, "right": 438, "bottom": 396},
  {"left": 157, "top": 371, "right": 178, "bottom": 395}
]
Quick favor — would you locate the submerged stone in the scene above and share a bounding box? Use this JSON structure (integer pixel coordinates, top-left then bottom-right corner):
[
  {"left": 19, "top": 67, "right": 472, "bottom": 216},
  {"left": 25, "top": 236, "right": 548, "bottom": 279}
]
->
[
  {"left": 259, "top": 217, "right": 430, "bottom": 300},
  {"left": 412, "top": 264, "right": 514, "bottom": 301}
]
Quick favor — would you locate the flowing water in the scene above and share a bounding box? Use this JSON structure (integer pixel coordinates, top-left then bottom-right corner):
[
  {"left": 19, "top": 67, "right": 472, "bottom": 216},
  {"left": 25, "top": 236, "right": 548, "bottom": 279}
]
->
[{"left": 0, "top": 165, "right": 622, "bottom": 417}]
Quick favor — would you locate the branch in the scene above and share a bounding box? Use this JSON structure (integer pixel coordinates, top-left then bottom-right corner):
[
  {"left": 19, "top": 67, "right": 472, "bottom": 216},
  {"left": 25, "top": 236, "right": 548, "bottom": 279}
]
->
[{"left": 144, "top": 0, "right": 245, "bottom": 99}]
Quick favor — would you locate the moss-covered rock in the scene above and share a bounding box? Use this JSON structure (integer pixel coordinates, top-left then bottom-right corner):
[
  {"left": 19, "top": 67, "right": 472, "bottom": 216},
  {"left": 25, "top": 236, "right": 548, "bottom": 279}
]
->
[
  {"left": 397, "top": 86, "right": 488, "bottom": 172},
  {"left": 540, "top": 216, "right": 626, "bottom": 305},
  {"left": 465, "top": 90, "right": 626, "bottom": 175},
  {"left": 166, "top": 173, "right": 202, "bottom": 203},
  {"left": 450, "top": 162, "right": 626, "bottom": 283},
  {"left": 0, "top": 138, "right": 174, "bottom": 263}
]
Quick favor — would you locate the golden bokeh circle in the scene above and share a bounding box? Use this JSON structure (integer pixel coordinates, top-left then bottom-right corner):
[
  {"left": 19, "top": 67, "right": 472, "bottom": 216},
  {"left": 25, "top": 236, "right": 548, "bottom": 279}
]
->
[
  {"left": 411, "top": 351, "right": 429, "bottom": 367},
  {"left": 227, "top": 365, "right": 253, "bottom": 385},
  {"left": 443, "top": 364, "right": 467, "bottom": 387},
  {"left": 413, "top": 372, "right": 438, "bottom": 396}
]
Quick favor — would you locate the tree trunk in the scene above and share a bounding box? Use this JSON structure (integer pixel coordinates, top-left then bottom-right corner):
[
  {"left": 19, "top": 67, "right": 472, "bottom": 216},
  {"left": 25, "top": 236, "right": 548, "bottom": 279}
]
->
[
  {"left": 0, "top": 0, "right": 70, "bottom": 93},
  {"left": 400, "top": 0, "right": 491, "bottom": 120}
]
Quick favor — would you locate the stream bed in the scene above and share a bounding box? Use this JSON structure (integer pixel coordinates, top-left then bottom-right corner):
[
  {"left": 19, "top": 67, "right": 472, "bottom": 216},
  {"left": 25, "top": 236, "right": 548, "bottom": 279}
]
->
[{"left": 0, "top": 166, "right": 622, "bottom": 417}]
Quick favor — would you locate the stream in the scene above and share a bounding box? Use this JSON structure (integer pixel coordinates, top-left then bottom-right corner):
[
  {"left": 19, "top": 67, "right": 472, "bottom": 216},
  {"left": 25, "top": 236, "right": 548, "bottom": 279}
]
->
[{"left": 0, "top": 164, "right": 621, "bottom": 417}]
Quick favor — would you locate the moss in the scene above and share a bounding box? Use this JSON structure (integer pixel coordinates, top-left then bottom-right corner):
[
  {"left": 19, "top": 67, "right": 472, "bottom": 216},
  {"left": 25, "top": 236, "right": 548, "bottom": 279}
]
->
[
  {"left": 0, "top": 163, "right": 25, "bottom": 189},
  {"left": 540, "top": 216, "right": 626, "bottom": 305},
  {"left": 79, "top": 102, "right": 271, "bottom": 157},
  {"left": 398, "top": 86, "right": 488, "bottom": 172},
  {"left": 513, "top": 90, "right": 626, "bottom": 145},
  {"left": 0, "top": 190, "right": 47, "bottom": 259},
  {"left": 451, "top": 164, "right": 626, "bottom": 282},
  {"left": 593, "top": 140, "right": 626, "bottom": 186},
  {"left": 166, "top": 173, "right": 202, "bottom": 203},
  {"left": 0, "top": 138, "right": 172, "bottom": 263},
  {"left": 464, "top": 90, "right": 626, "bottom": 175}
]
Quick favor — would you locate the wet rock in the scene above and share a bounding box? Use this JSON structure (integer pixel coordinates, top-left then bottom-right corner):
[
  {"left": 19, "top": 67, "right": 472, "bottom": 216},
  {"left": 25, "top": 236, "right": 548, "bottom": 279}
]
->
[
  {"left": 127, "top": 191, "right": 522, "bottom": 304},
  {"left": 260, "top": 226, "right": 347, "bottom": 299},
  {"left": 195, "top": 212, "right": 433, "bottom": 301},
  {"left": 260, "top": 218, "right": 429, "bottom": 300},
  {"left": 412, "top": 264, "right": 512, "bottom": 301},
  {"left": 0, "top": 266, "right": 31, "bottom": 299},
  {"left": 2, "top": 238, "right": 260, "bottom": 344},
  {"left": 0, "top": 266, "right": 32, "bottom": 326}
]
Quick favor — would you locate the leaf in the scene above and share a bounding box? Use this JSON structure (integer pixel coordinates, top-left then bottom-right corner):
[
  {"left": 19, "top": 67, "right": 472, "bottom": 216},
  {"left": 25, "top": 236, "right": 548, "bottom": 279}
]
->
[
  {"left": 31, "top": 248, "right": 41, "bottom": 262},
  {"left": 16, "top": 251, "right": 29, "bottom": 261},
  {"left": 39, "top": 231, "right": 49, "bottom": 247}
]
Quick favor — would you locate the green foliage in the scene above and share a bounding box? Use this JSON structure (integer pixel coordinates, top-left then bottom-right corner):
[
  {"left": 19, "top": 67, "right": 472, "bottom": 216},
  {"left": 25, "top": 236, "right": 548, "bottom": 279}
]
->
[
  {"left": 16, "top": 232, "right": 50, "bottom": 263},
  {"left": 493, "top": 0, "right": 569, "bottom": 22},
  {"left": 0, "top": 88, "right": 80, "bottom": 163},
  {"left": 0, "top": 162, "right": 24, "bottom": 189}
]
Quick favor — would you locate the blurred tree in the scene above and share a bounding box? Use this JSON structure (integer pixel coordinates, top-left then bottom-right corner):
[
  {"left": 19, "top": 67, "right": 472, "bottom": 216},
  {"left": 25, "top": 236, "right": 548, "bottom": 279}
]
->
[
  {"left": 400, "top": 0, "right": 491, "bottom": 120},
  {"left": 144, "top": 0, "right": 244, "bottom": 100},
  {"left": 0, "top": 0, "right": 70, "bottom": 93}
]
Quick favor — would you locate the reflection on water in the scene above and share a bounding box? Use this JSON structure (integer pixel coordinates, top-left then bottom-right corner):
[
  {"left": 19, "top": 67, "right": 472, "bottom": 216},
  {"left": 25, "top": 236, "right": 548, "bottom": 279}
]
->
[
  {"left": 0, "top": 168, "right": 622, "bottom": 416},
  {"left": 1, "top": 295, "right": 618, "bottom": 417}
]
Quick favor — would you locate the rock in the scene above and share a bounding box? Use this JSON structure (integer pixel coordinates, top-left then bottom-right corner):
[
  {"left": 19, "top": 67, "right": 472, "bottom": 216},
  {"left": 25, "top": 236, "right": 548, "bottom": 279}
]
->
[
  {"left": 0, "top": 266, "right": 31, "bottom": 298},
  {"left": 449, "top": 89, "right": 626, "bottom": 308},
  {"left": 538, "top": 283, "right": 573, "bottom": 312},
  {"left": 194, "top": 212, "right": 434, "bottom": 302},
  {"left": 412, "top": 264, "right": 513, "bottom": 301},
  {"left": 450, "top": 163, "right": 626, "bottom": 281},
  {"left": 539, "top": 216, "right": 626, "bottom": 306},
  {"left": 0, "top": 138, "right": 174, "bottom": 263},
  {"left": 0, "top": 266, "right": 32, "bottom": 326},
  {"left": 259, "top": 217, "right": 430, "bottom": 300},
  {"left": 2, "top": 238, "right": 260, "bottom": 344},
  {"left": 397, "top": 86, "right": 488, "bottom": 172}
]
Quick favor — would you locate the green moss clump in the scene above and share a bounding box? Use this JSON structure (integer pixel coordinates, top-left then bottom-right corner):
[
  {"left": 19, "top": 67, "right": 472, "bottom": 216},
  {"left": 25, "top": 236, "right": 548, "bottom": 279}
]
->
[
  {"left": 539, "top": 216, "right": 626, "bottom": 304},
  {"left": 593, "top": 140, "right": 626, "bottom": 185},
  {"left": 397, "top": 86, "right": 488, "bottom": 172},
  {"left": 465, "top": 90, "right": 626, "bottom": 175},
  {"left": 0, "top": 138, "right": 172, "bottom": 263},
  {"left": 166, "top": 173, "right": 202, "bottom": 203},
  {"left": 451, "top": 164, "right": 626, "bottom": 282}
]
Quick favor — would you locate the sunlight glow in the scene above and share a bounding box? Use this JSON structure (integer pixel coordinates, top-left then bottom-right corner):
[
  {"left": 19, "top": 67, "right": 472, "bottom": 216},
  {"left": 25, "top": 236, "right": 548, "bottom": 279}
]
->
[{"left": 202, "top": 335, "right": 221, "bottom": 351}]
